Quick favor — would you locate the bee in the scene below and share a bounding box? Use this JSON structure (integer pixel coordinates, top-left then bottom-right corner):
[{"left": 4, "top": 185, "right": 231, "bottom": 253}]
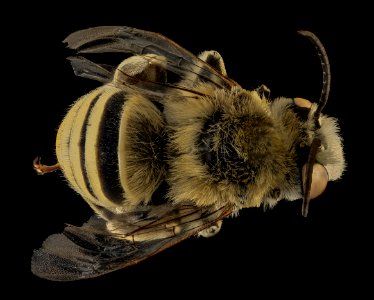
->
[{"left": 32, "top": 27, "right": 345, "bottom": 281}]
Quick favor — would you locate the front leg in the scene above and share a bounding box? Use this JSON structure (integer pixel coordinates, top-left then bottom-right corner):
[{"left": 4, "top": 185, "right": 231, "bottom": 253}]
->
[{"left": 255, "top": 84, "right": 271, "bottom": 99}]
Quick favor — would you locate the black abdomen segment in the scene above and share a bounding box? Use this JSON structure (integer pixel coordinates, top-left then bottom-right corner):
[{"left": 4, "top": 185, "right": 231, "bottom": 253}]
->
[
  {"left": 56, "top": 86, "right": 166, "bottom": 213},
  {"left": 97, "top": 92, "right": 127, "bottom": 203},
  {"left": 56, "top": 87, "right": 127, "bottom": 210}
]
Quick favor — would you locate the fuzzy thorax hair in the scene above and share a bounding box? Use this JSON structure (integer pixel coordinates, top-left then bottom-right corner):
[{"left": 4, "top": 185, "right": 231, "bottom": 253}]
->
[{"left": 165, "top": 86, "right": 295, "bottom": 209}]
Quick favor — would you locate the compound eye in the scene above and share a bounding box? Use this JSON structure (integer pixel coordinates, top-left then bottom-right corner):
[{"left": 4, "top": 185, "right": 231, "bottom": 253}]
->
[
  {"left": 294, "top": 97, "right": 312, "bottom": 109},
  {"left": 302, "top": 163, "right": 329, "bottom": 217},
  {"left": 304, "top": 163, "right": 329, "bottom": 199}
]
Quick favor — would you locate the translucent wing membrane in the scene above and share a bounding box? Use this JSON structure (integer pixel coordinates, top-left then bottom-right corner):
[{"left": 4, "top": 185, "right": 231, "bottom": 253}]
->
[
  {"left": 67, "top": 55, "right": 199, "bottom": 101},
  {"left": 32, "top": 204, "right": 232, "bottom": 281},
  {"left": 67, "top": 56, "right": 114, "bottom": 83},
  {"left": 64, "top": 26, "right": 239, "bottom": 90}
]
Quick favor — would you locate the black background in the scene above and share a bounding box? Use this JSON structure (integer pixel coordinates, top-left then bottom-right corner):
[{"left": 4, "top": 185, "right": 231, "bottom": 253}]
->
[{"left": 8, "top": 2, "right": 371, "bottom": 297}]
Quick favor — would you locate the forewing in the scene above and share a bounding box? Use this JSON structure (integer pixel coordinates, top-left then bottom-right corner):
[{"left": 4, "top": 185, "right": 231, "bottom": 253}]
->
[
  {"left": 31, "top": 204, "right": 232, "bottom": 281},
  {"left": 64, "top": 26, "right": 239, "bottom": 90}
]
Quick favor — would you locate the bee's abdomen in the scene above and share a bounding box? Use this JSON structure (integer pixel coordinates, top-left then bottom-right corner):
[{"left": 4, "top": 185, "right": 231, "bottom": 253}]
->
[{"left": 56, "top": 87, "right": 165, "bottom": 212}]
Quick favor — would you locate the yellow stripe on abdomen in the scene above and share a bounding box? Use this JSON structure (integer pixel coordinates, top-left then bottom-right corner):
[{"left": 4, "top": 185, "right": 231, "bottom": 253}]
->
[
  {"left": 56, "top": 86, "right": 124, "bottom": 210},
  {"left": 56, "top": 84, "right": 165, "bottom": 214},
  {"left": 56, "top": 94, "right": 86, "bottom": 193},
  {"left": 84, "top": 87, "right": 126, "bottom": 209}
]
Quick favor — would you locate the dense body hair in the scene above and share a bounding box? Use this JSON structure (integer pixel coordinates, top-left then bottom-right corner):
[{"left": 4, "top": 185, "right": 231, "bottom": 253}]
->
[
  {"left": 54, "top": 43, "right": 345, "bottom": 216},
  {"left": 166, "top": 85, "right": 309, "bottom": 209},
  {"left": 32, "top": 26, "right": 345, "bottom": 281}
]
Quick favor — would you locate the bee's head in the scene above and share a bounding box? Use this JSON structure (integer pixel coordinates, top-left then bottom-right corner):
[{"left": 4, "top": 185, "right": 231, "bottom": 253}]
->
[{"left": 297, "top": 31, "right": 345, "bottom": 217}]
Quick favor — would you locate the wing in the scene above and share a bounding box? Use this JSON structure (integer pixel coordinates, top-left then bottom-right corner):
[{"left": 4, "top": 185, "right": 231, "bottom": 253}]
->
[
  {"left": 67, "top": 56, "right": 114, "bottom": 83},
  {"left": 63, "top": 26, "right": 239, "bottom": 90},
  {"left": 31, "top": 204, "right": 233, "bottom": 281}
]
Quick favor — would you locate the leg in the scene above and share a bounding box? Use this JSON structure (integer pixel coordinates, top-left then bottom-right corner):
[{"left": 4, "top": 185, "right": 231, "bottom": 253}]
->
[
  {"left": 33, "top": 157, "right": 61, "bottom": 175},
  {"left": 197, "top": 220, "right": 223, "bottom": 238},
  {"left": 198, "top": 50, "right": 227, "bottom": 76},
  {"left": 255, "top": 84, "right": 271, "bottom": 99},
  {"left": 113, "top": 54, "right": 167, "bottom": 85},
  {"left": 179, "top": 50, "right": 228, "bottom": 88}
]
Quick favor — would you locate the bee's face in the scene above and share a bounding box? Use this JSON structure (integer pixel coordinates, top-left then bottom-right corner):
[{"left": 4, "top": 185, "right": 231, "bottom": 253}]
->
[
  {"left": 316, "top": 114, "right": 345, "bottom": 181},
  {"left": 262, "top": 97, "right": 345, "bottom": 211},
  {"left": 293, "top": 97, "right": 345, "bottom": 182}
]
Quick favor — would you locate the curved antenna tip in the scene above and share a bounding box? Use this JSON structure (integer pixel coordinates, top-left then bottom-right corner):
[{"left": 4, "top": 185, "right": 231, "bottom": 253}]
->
[{"left": 297, "top": 30, "right": 314, "bottom": 37}]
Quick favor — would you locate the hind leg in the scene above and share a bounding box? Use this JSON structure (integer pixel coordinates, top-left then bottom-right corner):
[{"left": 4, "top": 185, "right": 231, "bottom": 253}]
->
[
  {"left": 33, "top": 157, "right": 61, "bottom": 175},
  {"left": 113, "top": 54, "right": 167, "bottom": 84}
]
